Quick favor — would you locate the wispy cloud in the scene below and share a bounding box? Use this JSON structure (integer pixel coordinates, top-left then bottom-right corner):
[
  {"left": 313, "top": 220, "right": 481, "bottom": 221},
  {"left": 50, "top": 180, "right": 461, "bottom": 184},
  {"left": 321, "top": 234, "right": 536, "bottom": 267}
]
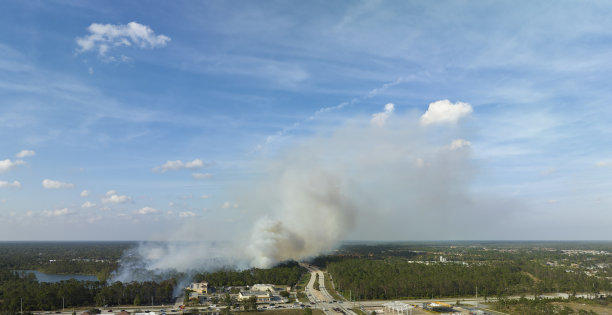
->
[
  {"left": 179, "top": 211, "right": 196, "bottom": 217},
  {"left": 0, "top": 180, "right": 21, "bottom": 188},
  {"left": 0, "top": 159, "right": 25, "bottom": 173},
  {"left": 42, "top": 208, "right": 72, "bottom": 217},
  {"left": 192, "top": 172, "right": 212, "bottom": 179},
  {"left": 81, "top": 201, "right": 96, "bottom": 208},
  {"left": 102, "top": 190, "right": 132, "bottom": 204},
  {"left": 137, "top": 206, "right": 160, "bottom": 215},
  {"left": 153, "top": 159, "right": 211, "bottom": 173},
  {"left": 15, "top": 150, "right": 35, "bottom": 158},
  {"left": 42, "top": 179, "right": 75, "bottom": 189},
  {"left": 76, "top": 22, "right": 170, "bottom": 61}
]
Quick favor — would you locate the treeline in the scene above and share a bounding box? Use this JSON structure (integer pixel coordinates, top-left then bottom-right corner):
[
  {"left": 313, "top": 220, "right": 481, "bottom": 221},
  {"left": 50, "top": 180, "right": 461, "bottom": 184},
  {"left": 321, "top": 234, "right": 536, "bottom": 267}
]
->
[
  {"left": 0, "top": 270, "right": 175, "bottom": 312},
  {"left": 193, "top": 261, "right": 305, "bottom": 287},
  {"left": 326, "top": 258, "right": 612, "bottom": 300}
]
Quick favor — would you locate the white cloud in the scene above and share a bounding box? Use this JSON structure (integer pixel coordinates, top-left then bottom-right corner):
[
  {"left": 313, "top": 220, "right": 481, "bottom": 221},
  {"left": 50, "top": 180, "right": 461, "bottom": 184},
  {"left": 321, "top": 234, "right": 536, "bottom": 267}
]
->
[
  {"left": 596, "top": 161, "right": 611, "bottom": 167},
  {"left": 137, "top": 206, "right": 160, "bottom": 215},
  {"left": 192, "top": 172, "right": 212, "bottom": 179},
  {"left": 0, "top": 180, "right": 21, "bottom": 188},
  {"left": 80, "top": 190, "right": 89, "bottom": 197},
  {"left": 200, "top": 194, "right": 209, "bottom": 199},
  {"left": 153, "top": 159, "right": 209, "bottom": 173},
  {"left": 16, "top": 150, "right": 35, "bottom": 158},
  {"left": 222, "top": 201, "right": 239, "bottom": 209},
  {"left": 42, "top": 179, "right": 75, "bottom": 189},
  {"left": 371, "top": 103, "right": 395, "bottom": 126},
  {"left": 76, "top": 22, "right": 170, "bottom": 58},
  {"left": 42, "top": 208, "right": 72, "bottom": 217},
  {"left": 420, "top": 100, "right": 473, "bottom": 126},
  {"left": 102, "top": 190, "right": 132, "bottom": 204},
  {"left": 81, "top": 201, "right": 96, "bottom": 208},
  {"left": 449, "top": 139, "right": 472, "bottom": 150},
  {"left": 0, "top": 159, "right": 25, "bottom": 173},
  {"left": 179, "top": 211, "right": 197, "bottom": 217}
]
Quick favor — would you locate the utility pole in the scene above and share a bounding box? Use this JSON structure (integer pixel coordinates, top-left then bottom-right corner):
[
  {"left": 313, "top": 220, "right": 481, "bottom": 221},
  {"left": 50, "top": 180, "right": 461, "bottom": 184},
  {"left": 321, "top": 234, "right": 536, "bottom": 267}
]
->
[
  {"left": 475, "top": 286, "right": 478, "bottom": 308},
  {"left": 21, "top": 297, "right": 23, "bottom": 315},
  {"left": 63, "top": 297, "right": 65, "bottom": 312}
]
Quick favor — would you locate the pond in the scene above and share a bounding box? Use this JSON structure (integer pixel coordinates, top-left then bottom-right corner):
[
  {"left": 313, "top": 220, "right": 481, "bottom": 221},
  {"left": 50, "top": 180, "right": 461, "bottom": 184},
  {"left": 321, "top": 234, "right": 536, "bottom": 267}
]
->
[{"left": 17, "top": 270, "right": 98, "bottom": 283}]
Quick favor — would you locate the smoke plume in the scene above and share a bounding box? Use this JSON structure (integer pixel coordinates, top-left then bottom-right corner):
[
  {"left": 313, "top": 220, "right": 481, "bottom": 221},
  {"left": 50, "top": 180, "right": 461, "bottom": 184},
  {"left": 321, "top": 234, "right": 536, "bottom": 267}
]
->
[{"left": 112, "top": 101, "right": 475, "bottom": 282}]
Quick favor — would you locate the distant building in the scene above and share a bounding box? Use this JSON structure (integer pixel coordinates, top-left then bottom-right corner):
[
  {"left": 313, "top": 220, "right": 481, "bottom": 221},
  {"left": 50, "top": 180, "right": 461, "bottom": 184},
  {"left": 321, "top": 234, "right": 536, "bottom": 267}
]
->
[
  {"left": 187, "top": 281, "right": 209, "bottom": 294},
  {"left": 439, "top": 256, "right": 447, "bottom": 262}
]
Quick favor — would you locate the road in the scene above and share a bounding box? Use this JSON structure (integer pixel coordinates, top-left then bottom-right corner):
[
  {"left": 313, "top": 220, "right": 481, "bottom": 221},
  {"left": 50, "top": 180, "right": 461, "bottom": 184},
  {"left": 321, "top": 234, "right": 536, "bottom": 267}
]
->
[{"left": 300, "top": 263, "right": 357, "bottom": 315}]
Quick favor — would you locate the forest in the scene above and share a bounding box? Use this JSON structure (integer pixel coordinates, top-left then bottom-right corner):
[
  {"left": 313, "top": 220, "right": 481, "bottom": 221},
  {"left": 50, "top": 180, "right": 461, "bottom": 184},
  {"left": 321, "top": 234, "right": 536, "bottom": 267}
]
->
[
  {"left": 193, "top": 261, "right": 305, "bottom": 287},
  {"left": 320, "top": 241, "right": 612, "bottom": 300}
]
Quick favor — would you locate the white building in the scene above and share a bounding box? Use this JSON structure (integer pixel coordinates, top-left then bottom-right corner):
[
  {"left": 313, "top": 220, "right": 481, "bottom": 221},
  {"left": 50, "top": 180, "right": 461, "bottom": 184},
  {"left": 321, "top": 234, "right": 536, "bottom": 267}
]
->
[
  {"left": 187, "top": 281, "right": 209, "bottom": 294},
  {"left": 250, "top": 284, "right": 275, "bottom": 292}
]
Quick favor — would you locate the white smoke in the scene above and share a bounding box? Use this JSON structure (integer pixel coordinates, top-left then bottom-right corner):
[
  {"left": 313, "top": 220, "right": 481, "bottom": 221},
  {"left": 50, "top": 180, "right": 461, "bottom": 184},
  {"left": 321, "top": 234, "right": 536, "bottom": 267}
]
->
[{"left": 113, "top": 100, "right": 475, "bottom": 283}]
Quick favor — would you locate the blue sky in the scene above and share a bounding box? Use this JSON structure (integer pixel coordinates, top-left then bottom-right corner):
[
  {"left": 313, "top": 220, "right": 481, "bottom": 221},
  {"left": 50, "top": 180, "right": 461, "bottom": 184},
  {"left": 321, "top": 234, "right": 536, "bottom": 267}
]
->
[{"left": 1, "top": 1, "right": 612, "bottom": 241}]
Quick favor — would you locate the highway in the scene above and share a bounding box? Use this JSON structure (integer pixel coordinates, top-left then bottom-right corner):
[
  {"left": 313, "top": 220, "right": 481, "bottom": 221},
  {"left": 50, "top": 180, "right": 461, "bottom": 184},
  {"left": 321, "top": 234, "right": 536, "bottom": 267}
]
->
[{"left": 300, "top": 263, "right": 358, "bottom": 315}]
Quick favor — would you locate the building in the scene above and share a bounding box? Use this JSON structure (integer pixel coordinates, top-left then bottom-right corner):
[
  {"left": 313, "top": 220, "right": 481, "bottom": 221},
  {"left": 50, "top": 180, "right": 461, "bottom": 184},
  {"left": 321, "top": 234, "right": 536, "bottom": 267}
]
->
[
  {"left": 238, "top": 291, "right": 271, "bottom": 303},
  {"left": 187, "top": 281, "right": 209, "bottom": 294},
  {"left": 250, "top": 283, "right": 275, "bottom": 292}
]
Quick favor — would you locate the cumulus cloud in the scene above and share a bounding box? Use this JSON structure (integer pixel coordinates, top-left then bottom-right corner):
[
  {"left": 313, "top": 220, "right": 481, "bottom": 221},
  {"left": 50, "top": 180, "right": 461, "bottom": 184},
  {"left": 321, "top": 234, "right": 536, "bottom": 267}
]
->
[
  {"left": 102, "top": 190, "right": 132, "bottom": 204},
  {"left": 449, "top": 139, "right": 472, "bottom": 150},
  {"left": 222, "top": 201, "right": 239, "bottom": 209},
  {"left": 371, "top": 103, "right": 395, "bottom": 126},
  {"left": 137, "top": 207, "right": 160, "bottom": 215},
  {"left": 596, "top": 161, "right": 611, "bottom": 167},
  {"left": 0, "top": 159, "right": 25, "bottom": 173},
  {"left": 420, "top": 100, "right": 473, "bottom": 126},
  {"left": 76, "top": 22, "right": 170, "bottom": 59},
  {"left": 153, "top": 159, "right": 209, "bottom": 173},
  {"left": 42, "top": 179, "right": 75, "bottom": 189},
  {"left": 179, "top": 211, "right": 197, "bottom": 217},
  {"left": 0, "top": 180, "right": 21, "bottom": 188},
  {"left": 16, "top": 150, "right": 35, "bottom": 158},
  {"left": 200, "top": 194, "right": 209, "bottom": 199},
  {"left": 42, "top": 208, "right": 72, "bottom": 217},
  {"left": 192, "top": 172, "right": 212, "bottom": 179},
  {"left": 80, "top": 190, "right": 89, "bottom": 197},
  {"left": 81, "top": 201, "right": 96, "bottom": 208}
]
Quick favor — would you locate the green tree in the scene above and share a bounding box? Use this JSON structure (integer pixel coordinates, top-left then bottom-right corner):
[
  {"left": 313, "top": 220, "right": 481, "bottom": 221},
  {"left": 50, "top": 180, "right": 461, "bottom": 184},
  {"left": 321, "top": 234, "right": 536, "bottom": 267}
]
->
[{"left": 133, "top": 294, "right": 141, "bottom": 306}]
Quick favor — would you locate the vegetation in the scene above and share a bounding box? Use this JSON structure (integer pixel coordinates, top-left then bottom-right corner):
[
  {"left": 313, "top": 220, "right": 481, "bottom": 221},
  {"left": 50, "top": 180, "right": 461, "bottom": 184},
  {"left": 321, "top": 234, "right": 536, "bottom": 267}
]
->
[
  {"left": 0, "top": 242, "right": 132, "bottom": 281},
  {"left": 323, "top": 273, "right": 343, "bottom": 301},
  {"left": 193, "top": 261, "right": 306, "bottom": 287},
  {"left": 0, "top": 269, "right": 176, "bottom": 312},
  {"left": 493, "top": 296, "right": 611, "bottom": 315},
  {"left": 311, "top": 242, "right": 612, "bottom": 301}
]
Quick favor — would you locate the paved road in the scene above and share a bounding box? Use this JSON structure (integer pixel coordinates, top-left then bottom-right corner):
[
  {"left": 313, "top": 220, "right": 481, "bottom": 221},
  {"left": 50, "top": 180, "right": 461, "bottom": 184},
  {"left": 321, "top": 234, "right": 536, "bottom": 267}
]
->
[{"left": 300, "top": 263, "right": 357, "bottom": 315}]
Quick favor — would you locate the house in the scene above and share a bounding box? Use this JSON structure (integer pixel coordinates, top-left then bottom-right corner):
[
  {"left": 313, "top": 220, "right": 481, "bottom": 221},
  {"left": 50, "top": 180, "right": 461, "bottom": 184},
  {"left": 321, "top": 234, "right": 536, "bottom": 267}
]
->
[
  {"left": 250, "top": 284, "right": 275, "bottom": 292},
  {"left": 187, "top": 281, "right": 209, "bottom": 294}
]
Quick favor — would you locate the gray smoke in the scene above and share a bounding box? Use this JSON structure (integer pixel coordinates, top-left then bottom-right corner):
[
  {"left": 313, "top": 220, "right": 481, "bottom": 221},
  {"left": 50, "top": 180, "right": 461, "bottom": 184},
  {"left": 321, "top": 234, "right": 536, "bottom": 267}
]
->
[{"left": 112, "top": 101, "right": 476, "bottom": 282}]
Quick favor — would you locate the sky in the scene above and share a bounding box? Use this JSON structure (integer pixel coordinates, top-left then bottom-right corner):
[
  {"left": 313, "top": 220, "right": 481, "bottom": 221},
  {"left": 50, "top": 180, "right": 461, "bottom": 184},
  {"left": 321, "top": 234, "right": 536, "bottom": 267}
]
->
[{"left": 1, "top": 1, "right": 612, "bottom": 241}]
